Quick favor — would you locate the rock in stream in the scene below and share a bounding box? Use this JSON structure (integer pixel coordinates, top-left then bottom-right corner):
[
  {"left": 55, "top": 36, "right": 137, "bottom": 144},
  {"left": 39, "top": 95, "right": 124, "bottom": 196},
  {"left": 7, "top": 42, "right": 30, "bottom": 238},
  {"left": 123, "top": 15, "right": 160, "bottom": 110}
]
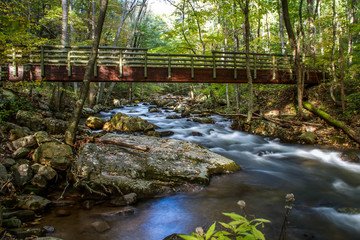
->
[{"left": 76, "top": 133, "right": 240, "bottom": 198}]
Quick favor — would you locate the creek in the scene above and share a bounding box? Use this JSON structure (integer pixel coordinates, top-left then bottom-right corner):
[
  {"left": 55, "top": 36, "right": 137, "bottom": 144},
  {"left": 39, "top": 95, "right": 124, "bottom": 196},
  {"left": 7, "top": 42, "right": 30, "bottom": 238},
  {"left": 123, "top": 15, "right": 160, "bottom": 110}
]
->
[{"left": 43, "top": 103, "right": 360, "bottom": 240}]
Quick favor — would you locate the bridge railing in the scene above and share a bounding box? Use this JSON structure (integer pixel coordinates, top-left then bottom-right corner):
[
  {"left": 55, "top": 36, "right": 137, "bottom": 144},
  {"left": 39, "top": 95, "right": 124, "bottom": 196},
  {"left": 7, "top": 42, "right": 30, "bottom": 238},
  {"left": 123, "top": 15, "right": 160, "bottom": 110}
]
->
[{"left": 5, "top": 45, "right": 324, "bottom": 80}]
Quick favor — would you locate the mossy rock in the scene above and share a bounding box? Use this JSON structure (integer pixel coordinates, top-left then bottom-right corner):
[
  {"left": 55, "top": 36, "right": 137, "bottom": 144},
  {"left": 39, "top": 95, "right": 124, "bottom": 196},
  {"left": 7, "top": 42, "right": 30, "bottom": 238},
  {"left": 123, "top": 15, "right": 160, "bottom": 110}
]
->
[
  {"left": 299, "top": 132, "right": 316, "bottom": 144},
  {"left": 86, "top": 116, "right": 105, "bottom": 130},
  {"left": 337, "top": 207, "right": 360, "bottom": 215}
]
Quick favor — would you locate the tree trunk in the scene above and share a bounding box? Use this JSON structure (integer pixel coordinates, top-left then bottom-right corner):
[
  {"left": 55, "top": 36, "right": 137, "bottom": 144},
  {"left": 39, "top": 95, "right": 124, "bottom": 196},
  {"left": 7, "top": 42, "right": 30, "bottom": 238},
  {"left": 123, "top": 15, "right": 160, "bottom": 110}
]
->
[
  {"left": 61, "top": 0, "right": 69, "bottom": 46},
  {"left": 238, "top": 0, "right": 253, "bottom": 122},
  {"left": 65, "top": 0, "right": 108, "bottom": 146},
  {"left": 281, "top": 0, "right": 303, "bottom": 118},
  {"left": 278, "top": 0, "right": 285, "bottom": 54},
  {"left": 127, "top": 0, "right": 147, "bottom": 48},
  {"left": 339, "top": 42, "right": 345, "bottom": 112},
  {"left": 330, "top": 0, "right": 338, "bottom": 104},
  {"left": 113, "top": 0, "right": 137, "bottom": 47}
]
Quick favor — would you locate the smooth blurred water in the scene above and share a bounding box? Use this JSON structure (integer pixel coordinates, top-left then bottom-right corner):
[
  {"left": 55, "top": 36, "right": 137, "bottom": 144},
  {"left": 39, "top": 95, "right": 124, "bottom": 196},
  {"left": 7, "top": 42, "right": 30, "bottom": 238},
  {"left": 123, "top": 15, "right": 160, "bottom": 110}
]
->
[{"left": 43, "top": 104, "right": 360, "bottom": 240}]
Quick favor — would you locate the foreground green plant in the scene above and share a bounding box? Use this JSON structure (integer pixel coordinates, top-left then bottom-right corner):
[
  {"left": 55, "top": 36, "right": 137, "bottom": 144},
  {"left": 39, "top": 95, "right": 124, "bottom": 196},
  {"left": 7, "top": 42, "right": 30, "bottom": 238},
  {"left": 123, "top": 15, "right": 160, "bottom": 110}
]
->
[{"left": 179, "top": 200, "right": 270, "bottom": 240}]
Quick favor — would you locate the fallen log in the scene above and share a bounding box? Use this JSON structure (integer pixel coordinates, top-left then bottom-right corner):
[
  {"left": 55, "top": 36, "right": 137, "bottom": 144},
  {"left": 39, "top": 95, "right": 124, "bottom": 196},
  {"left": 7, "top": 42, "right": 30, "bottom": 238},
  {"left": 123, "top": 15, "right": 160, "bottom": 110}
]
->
[
  {"left": 86, "top": 137, "right": 149, "bottom": 151},
  {"left": 303, "top": 102, "right": 360, "bottom": 144}
]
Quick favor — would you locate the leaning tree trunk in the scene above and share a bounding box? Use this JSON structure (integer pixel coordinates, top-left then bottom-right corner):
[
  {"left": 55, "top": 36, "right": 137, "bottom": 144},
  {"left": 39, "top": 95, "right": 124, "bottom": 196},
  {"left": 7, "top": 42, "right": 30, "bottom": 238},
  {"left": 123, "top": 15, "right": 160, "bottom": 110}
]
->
[{"left": 65, "top": 0, "right": 108, "bottom": 146}]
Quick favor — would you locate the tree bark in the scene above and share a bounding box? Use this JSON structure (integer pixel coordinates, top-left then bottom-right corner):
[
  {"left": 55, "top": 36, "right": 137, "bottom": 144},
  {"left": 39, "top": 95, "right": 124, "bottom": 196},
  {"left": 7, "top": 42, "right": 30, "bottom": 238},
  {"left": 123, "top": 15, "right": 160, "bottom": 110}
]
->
[
  {"left": 238, "top": 0, "right": 253, "bottom": 122},
  {"left": 281, "top": 0, "right": 303, "bottom": 118},
  {"left": 61, "top": 0, "right": 69, "bottom": 46},
  {"left": 330, "top": 0, "right": 338, "bottom": 105},
  {"left": 65, "top": 0, "right": 109, "bottom": 146}
]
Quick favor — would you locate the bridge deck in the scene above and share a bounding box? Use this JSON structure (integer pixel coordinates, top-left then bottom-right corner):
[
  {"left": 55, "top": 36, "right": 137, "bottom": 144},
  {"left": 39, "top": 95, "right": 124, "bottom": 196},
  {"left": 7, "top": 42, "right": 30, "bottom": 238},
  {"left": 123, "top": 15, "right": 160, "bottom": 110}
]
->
[{"left": 2, "top": 45, "right": 326, "bottom": 84}]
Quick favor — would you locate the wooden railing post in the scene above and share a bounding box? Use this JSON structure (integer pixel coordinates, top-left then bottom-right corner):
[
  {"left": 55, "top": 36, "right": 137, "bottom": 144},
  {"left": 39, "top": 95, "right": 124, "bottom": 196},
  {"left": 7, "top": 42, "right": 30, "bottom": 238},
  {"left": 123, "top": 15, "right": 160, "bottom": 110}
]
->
[
  {"left": 272, "top": 55, "right": 276, "bottom": 80},
  {"left": 253, "top": 54, "right": 257, "bottom": 79},
  {"left": 41, "top": 46, "right": 45, "bottom": 78},
  {"left": 212, "top": 52, "right": 216, "bottom": 79},
  {"left": 12, "top": 49, "right": 18, "bottom": 77},
  {"left": 94, "top": 49, "right": 98, "bottom": 77},
  {"left": 168, "top": 56, "right": 171, "bottom": 79},
  {"left": 191, "top": 56, "right": 194, "bottom": 79},
  {"left": 233, "top": 53, "right": 237, "bottom": 79},
  {"left": 67, "top": 47, "right": 72, "bottom": 77},
  {"left": 144, "top": 50, "right": 148, "bottom": 78},
  {"left": 119, "top": 51, "right": 123, "bottom": 78}
]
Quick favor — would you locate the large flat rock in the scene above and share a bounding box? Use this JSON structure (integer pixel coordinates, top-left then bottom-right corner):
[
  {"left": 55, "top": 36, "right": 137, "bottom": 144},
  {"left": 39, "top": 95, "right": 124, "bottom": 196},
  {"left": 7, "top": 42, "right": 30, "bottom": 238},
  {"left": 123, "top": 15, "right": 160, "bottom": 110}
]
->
[{"left": 76, "top": 133, "right": 240, "bottom": 198}]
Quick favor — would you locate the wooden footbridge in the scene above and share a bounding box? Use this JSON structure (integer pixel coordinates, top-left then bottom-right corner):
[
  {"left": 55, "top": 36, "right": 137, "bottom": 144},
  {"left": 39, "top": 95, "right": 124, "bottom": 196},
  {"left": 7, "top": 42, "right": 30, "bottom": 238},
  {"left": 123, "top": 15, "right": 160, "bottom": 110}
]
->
[{"left": 1, "top": 45, "right": 326, "bottom": 84}]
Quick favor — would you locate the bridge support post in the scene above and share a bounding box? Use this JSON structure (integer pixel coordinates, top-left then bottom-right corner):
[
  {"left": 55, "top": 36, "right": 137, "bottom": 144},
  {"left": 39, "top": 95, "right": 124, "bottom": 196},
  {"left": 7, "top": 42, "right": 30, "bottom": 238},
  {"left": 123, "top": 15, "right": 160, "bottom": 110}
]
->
[
  {"left": 233, "top": 53, "right": 237, "bottom": 79},
  {"left": 67, "top": 49, "right": 72, "bottom": 77},
  {"left": 12, "top": 50, "right": 18, "bottom": 78},
  {"left": 212, "top": 52, "right": 216, "bottom": 79},
  {"left": 144, "top": 50, "right": 148, "bottom": 78},
  {"left": 191, "top": 56, "right": 194, "bottom": 79},
  {"left": 272, "top": 55, "right": 276, "bottom": 80},
  {"left": 119, "top": 51, "right": 123, "bottom": 78},
  {"left": 168, "top": 56, "right": 171, "bottom": 79},
  {"left": 41, "top": 46, "right": 44, "bottom": 78},
  {"left": 253, "top": 55, "right": 257, "bottom": 79}
]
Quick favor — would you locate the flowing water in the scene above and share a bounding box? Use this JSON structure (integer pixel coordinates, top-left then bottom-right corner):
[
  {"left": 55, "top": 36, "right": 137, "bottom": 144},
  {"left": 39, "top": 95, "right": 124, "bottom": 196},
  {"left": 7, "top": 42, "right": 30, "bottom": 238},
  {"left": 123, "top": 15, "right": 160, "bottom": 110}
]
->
[{"left": 43, "top": 104, "right": 360, "bottom": 240}]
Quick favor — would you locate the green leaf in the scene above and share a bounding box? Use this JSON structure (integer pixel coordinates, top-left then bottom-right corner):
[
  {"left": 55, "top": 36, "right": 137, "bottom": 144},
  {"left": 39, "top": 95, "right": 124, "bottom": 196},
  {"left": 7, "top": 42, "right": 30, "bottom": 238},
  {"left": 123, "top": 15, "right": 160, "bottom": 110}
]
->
[
  {"left": 205, "top": 222, "right": 216, "bottom": 240},
  {"left": 250, "top": 218, "right": 271, "bottom": 224},
  {"left": 222, "top": 212, "right": 246, "bottom": 221},
  {"left": 178, "top": 234, "right": 200, "bottom": 240},
  {"left": 219, "top": 222, "right": 232, "bottom": 230}
]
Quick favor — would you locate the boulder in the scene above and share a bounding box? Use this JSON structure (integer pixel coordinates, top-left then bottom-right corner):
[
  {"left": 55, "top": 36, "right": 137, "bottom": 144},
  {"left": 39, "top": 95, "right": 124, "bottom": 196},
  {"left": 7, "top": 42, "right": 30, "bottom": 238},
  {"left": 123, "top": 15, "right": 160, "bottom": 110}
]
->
[
  {"left": 0, "top": 158, "right": 15, "bottom": 168},
  {"left": 232, "top": 119, "right": 295, "bottom": 143},
  {"left": 17, "top": 195, "right": 51, "bottom": 211},
  {"left": 45, "top": 118, "right": 67, "bottom": 135},
  {"left": 340, "top": 152, "right": 360, "bottom": 163},
  {"left": 13, "top": 164, "right": 33, "bottom": 186},
  {"left": 37, "top": 165, "right": 57, "bottom": 180},
  {"left": 76, "top": 133, "right": 240, "bottom": 198},
  {"left": 0, "top": 158, "right": 16, "bottom": 168},
  {"left": 191, "top": 117, "right": 215, "bottom": 124},
  {"left": 149, "top": 107, "right": 162, "bottom": 113},
  {"left": 16, "top": 110, "right": 45, "bottom": 131},
  {"left": 298, "top": 132, "right": 316, "bottom": 144},
  {"left": 7, "top": 227, "right": 45, "bottom": 238},
  {"left": 191, "top": 132, "right": 203, "bottom": 136},
  {"left": 3, "top": 210, "right": 35, "bottom": 222},
  {"left": 86, "top": 116, "right": 105, "bottom": 130},
  {"left": 92, "top": 104, "right": 107, "bottom": 113},
  {"left": 8, "top": 135, "right": 37, "bottom": 151},
  {"left": 9, "top": 128, "right": 27, "bottom": 141},
  {"left": 91, "top": 220, "right": 111, "bottom": 233},
  {"left": 0, "top": 163, "right": 8, "bottom": 181},
  {"left": 3, "top": 217, "right": 22, "bottom": 228},
  {"left": 110, "top": 193, "right": 137, "bottom": 206},
  {"left": 34, "top": 131, "right": 53, "bottom": 145},
  {"left": 13, "top": 147, "right": 32, "bottom": 159},
  {"left": 160, "top": 131, "right": 174, "bottom": 137},
  {"left": 166, "top": 114, "right": 181, "bottom": 119},
  {"left": 113, "top": 99, "right": 121, "bottom": 107},
  {"left": 31, "top": 174, "right": 47, "bottom": 188},
  {"left": 82, "top": 108, "right": 96, "bottom": 117},
  {"left": 103, "top": 113, "right": 155, "bottom": 133},
  {"left": 32, "top": 142, "right": 73, "bottom": 171}
]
